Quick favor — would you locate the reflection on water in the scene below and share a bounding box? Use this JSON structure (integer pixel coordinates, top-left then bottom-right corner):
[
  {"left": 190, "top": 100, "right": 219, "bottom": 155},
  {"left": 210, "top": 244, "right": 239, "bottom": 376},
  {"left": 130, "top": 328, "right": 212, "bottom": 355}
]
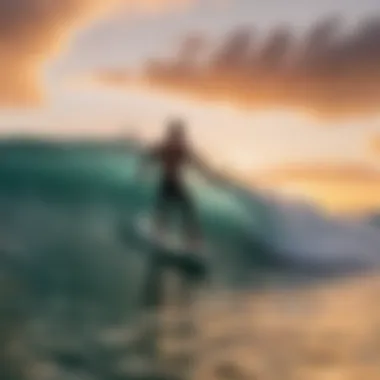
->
[{"left": 2, "top": 257, "right": 380, "bottom": 380}]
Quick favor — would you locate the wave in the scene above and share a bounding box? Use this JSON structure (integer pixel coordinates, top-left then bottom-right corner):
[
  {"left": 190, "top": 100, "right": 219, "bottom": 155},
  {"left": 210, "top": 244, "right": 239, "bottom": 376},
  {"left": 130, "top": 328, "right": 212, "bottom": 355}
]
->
[{"left": 0, "top": 138, "right": 378, "bottom": 322}]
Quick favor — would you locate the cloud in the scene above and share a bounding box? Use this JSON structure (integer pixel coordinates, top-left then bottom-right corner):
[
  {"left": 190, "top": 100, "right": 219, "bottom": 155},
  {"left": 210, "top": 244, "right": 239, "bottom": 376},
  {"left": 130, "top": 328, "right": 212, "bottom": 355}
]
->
[
  {"left": 256, "top": 162, "right": 380, "bottom": 212},
  {"left": 0, "top": 0, "right": 103, "bottom": 105},
  {"left": 369, "top": 135, "right": 380, "bottom": 156},
  {"left": 257, "top": 163, "right": 380, "bottom": 185},
  {"left": 0, "top": 0, "right": 193, "bottom": 106},
  {"left": 98, "top": 15, "right": 380, "bottom": 119}
]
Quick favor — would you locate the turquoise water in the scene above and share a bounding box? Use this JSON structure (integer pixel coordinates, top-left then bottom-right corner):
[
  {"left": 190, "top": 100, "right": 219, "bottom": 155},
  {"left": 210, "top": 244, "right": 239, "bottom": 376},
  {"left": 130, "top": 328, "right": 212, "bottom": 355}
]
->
[
  {"left": 0, "top": 139, "right": 277, "bottom": 328},
  {"left": 0, "top": 139, "right": 371, "bottom": 380}
]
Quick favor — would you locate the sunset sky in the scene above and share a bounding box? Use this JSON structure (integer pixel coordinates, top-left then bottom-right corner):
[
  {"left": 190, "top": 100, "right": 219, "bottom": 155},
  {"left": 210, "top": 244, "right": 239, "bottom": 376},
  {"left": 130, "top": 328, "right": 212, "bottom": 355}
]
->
[{"left": 0, "top": 0, "right": 380, "bottom": 213}]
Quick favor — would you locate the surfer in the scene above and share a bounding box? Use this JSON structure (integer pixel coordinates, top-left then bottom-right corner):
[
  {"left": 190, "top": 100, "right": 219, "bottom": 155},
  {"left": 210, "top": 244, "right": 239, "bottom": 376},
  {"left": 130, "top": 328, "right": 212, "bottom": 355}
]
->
[
  {"left": 139, "top": 118, "right": 223, "bottom": 250},
  {"left": 136, "top": 119, "right": 225, "bottom": 360}
]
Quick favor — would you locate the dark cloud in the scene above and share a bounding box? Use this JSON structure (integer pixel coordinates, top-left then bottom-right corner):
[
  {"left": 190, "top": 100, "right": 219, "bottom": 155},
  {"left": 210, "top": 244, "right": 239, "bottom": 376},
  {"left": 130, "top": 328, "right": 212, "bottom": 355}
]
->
[
  {"left": 255, "top": 26, "right": 294, "bottom": 72},
  {"left": 177, "top": 34, "right": 208, "bottom": 62},
  {"left": 212, "top": 28, "right": 253, "bottom": 71},
  {"left": 105, "top": 15, "right": 380, "bottom": 119}
]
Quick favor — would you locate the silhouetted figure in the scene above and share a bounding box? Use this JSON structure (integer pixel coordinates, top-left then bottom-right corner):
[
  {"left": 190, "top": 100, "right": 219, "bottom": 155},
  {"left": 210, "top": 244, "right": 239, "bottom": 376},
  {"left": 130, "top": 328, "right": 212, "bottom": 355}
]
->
[{"left": 140, "top": 118, "right": 222, "bottom": 250}]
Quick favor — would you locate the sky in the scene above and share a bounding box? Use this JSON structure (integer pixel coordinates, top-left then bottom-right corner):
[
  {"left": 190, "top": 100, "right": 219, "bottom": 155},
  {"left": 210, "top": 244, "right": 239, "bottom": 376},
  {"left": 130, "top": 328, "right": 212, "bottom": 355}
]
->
[{"left": 0, "top": 0, "right": 380, "bottom": 213}]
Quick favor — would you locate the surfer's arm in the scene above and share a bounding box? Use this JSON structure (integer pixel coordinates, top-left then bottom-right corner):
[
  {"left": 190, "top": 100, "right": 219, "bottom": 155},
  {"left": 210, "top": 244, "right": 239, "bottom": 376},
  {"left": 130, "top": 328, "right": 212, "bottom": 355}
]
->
[{"left": 190, "top": 152, "right": 227, "bottom": 186}]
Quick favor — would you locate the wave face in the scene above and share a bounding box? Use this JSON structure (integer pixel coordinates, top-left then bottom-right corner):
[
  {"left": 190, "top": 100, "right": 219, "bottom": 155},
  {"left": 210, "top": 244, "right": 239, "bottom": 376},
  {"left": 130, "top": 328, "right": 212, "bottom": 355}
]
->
[
  {"left": 0, "top": 139, "right": 277, "bottom": 327},
  {"left": 1, "top": 139, "right": 380, "bottom": 380},
  {"left": 0, "top": 139, "right": 379, "bottom": 325}
]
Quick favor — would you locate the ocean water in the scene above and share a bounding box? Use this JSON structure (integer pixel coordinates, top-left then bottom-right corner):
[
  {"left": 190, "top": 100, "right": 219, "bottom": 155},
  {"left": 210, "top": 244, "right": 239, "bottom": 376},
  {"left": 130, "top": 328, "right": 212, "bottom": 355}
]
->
[{"left": 0, "top": 139, "right": 379, "bottom": 379}]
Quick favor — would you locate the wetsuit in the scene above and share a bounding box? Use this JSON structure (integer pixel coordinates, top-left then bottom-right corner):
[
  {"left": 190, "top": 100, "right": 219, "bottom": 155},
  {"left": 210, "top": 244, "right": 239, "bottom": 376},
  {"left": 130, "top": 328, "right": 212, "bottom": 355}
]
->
[{"left": 151, "top": 142, "right": 199, "bottom": 241}]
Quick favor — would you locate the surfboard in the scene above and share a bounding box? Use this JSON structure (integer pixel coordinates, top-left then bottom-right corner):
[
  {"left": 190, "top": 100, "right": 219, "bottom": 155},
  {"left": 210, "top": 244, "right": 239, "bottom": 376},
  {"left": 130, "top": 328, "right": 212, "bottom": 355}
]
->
[
  {"left": 135, "top": 213, "right": 208, "bottom": 281},
  {"left": 135, "top": 213, "right": 193, "bottom": 251}
]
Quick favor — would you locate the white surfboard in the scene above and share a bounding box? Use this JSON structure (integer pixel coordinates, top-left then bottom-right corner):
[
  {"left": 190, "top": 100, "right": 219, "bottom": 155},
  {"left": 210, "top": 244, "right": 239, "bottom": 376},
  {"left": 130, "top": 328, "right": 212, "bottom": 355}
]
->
[{"left": 135, "top": 212, "right": 206, "bottom": 255}]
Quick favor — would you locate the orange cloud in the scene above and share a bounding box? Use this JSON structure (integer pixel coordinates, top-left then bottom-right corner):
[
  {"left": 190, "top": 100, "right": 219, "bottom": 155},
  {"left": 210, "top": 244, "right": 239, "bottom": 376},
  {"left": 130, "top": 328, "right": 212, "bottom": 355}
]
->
[
  {"left": 0, "top": 0, "right": 105, "bottom": 105},
  {"left": 255, "top": 163, "right": 380, "bottom": 213},
  {"left": 257, "top": 163, "right": 380, "bottom": 185},
  {"left": 369, "top": 135, "right": 380, "bottom": 157},
  {"left": 0, "top": 0, "right": 194, "bottom": 106},
  {"left": 98, "top": 15, "right": 380, "bottom": 120}
]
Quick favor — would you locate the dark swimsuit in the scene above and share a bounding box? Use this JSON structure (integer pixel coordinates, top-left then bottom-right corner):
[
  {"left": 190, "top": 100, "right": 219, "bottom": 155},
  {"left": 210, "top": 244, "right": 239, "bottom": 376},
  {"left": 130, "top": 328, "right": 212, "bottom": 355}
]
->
[{"left": 154, "top": 144, "right": 197, "bottom": 235}]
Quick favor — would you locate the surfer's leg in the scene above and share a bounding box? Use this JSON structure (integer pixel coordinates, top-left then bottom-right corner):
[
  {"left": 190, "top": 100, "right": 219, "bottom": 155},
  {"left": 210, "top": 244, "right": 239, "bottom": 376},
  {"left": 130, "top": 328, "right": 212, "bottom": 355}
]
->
[
  {"left": 178, "top": 189, "right": 202, "bottom": 250},
  {"left": 153, "top": 182, "right": 171, "bottom": 242}
]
